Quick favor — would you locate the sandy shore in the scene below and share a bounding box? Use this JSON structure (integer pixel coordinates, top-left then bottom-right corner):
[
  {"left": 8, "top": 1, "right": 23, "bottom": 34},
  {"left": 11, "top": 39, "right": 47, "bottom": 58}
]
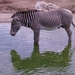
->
[{"left": 0, "top": 13, "right": 75, "bottom": 23}]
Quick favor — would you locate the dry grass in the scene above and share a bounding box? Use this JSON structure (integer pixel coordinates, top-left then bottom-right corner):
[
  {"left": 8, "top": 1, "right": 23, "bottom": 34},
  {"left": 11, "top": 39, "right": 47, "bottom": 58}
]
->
[{"left": 0, "top": 0, "right": 75, "bottom": 13}]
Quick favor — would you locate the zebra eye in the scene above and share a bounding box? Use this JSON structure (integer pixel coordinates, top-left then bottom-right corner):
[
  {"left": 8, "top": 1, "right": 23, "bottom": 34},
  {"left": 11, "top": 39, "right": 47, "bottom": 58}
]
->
[
  {"left": 16, "top": 18, "right": 20, "bottom": 21},
  {"left": 16, "top": 19, "right": 19, "bottom": 21}
]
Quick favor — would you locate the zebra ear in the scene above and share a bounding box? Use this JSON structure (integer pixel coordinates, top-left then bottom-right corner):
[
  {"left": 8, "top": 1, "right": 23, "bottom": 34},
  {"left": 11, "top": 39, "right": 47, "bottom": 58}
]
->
[
  {"left": 11, "top": 15, "right": 15, "bottom": 18},
  {"left": 11, "top": 14, "right": 17, "bottom": 18},
  {"left": 11, "top": 14, "right": 19, "bottom": 21}
]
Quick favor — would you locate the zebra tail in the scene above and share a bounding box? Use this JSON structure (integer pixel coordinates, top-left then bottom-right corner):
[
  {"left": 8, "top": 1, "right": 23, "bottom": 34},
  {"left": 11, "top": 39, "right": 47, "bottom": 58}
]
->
[{"left": 72, "top": 21, "right": 75, "bottom": 27}]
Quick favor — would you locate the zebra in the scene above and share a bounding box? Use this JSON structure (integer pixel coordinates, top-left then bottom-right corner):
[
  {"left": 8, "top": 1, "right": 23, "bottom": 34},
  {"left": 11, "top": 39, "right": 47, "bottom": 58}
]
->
[{"left": 10, "top": 9, "right": 75, "bottom": 46}]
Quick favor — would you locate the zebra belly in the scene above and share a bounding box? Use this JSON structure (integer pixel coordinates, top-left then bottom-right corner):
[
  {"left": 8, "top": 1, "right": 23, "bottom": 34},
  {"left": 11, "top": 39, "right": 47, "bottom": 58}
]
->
[{"left": 40, "top": 24, "right": 62, "bottom": 30}]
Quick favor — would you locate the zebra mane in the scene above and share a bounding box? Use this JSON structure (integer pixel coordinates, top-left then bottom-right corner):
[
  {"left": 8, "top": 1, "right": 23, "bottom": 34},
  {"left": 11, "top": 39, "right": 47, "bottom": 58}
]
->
[{"left": 11, "top": 9, "right": 39, "bottom": 18}]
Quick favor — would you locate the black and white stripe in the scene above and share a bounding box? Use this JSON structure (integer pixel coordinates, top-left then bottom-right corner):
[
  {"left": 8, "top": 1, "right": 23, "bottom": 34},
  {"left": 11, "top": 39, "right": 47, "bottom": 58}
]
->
[{"left": 12, "top": 10, "right": 38, "bottom": 28}]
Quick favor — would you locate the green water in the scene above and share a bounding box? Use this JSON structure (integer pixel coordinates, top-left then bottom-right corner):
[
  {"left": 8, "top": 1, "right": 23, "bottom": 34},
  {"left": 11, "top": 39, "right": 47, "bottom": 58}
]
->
[{"left": 0, "top": 23, "right": 75, "bottom": 75}]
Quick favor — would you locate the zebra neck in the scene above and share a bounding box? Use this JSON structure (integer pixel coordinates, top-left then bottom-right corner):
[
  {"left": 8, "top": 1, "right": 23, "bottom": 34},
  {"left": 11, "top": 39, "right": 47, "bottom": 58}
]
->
[
  {"left": 26, "top": 16, "right": 35, "bottom": 28},
  {"left": 21, "top": 11, "right": 36, "bottom": 28},
  {"left": 21, "top": 21, "right": 31, "bottom": 28}
]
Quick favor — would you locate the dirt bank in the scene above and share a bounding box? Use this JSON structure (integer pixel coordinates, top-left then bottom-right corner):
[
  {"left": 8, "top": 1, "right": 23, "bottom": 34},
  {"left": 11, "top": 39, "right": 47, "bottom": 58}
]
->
[
  {"left": 0, "top": 0, "right": 75, "bottom": 13},
  {"left": 0, "top": 0, "right": 75, "bottom": 22}
]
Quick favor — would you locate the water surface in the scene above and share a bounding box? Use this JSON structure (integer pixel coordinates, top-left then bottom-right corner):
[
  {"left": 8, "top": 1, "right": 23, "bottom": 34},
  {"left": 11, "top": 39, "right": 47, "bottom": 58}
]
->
[{"left": 0, "top": 23, "right": 75, "bottom": 75}]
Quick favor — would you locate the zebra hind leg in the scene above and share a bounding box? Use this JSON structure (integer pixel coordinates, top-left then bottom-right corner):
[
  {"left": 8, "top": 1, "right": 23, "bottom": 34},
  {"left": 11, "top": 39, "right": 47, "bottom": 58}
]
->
[{"left": 64, "top": 27, "right": 72, "bottom": 43}]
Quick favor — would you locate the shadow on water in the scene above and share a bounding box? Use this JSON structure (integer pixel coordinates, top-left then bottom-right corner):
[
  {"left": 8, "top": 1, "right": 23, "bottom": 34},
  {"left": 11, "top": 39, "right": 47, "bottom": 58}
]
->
[{"left": 10, "top": 42, "right": 72, "bottom": 75}]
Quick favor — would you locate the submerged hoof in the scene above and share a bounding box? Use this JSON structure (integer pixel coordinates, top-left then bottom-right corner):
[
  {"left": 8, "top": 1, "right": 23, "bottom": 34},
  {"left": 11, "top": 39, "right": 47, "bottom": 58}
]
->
[{"left": 34, "top": 42, "right": 39, "bottom": 46}]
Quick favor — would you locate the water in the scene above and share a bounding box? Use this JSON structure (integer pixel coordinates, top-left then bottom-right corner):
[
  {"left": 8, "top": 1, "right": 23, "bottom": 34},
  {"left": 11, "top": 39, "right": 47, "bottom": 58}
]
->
[{"left": 0, "top": 23, "right": 75, "bottom": 75}]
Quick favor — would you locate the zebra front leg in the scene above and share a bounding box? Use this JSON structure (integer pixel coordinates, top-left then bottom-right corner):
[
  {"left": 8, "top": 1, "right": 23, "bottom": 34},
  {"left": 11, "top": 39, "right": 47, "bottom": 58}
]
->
[
  {"left": 64, "top": 27, "right": 72, "bottom": 43},
  {"left": 33, "top": 30, "right": 40, "bottom": 46}
]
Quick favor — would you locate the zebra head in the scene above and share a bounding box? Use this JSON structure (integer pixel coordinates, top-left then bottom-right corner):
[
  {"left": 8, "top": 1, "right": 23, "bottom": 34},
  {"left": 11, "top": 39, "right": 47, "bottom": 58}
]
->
[{"left": 10, "top": 15, "right": 21, "bottom": 36}]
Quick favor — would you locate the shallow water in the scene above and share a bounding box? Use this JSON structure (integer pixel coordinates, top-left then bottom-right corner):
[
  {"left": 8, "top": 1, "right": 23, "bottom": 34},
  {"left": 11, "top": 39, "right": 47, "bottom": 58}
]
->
[{"left": 0, "top": 23, "right": 75, "bottom": 75}]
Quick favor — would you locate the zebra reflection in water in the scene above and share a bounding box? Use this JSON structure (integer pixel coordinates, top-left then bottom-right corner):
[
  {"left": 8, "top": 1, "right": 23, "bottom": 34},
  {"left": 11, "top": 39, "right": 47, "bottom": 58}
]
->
[{"left": 11, "top": 42, "right": 72, "bottom": 74}]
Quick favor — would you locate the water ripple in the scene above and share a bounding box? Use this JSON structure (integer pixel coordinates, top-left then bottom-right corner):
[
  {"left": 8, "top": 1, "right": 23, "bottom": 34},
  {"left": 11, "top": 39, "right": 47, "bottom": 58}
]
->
[{"left": 0, "top": 23, "right": 75, "bottom": 75}]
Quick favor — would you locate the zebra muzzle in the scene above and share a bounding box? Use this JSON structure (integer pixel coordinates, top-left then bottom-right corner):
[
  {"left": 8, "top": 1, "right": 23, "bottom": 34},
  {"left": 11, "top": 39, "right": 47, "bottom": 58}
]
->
[{"left": 10, "top": 30, "right": 16, "bottom": 36}]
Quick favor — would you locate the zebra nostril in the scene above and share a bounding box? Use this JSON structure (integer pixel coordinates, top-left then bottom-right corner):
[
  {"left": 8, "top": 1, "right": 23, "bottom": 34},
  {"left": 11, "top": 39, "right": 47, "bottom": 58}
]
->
[
  {"left": 11, "top": 33, "right": 15, "bottom": 36},
  {"left": 11, "top": 32, "right": 16, "bottom": 36}
]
